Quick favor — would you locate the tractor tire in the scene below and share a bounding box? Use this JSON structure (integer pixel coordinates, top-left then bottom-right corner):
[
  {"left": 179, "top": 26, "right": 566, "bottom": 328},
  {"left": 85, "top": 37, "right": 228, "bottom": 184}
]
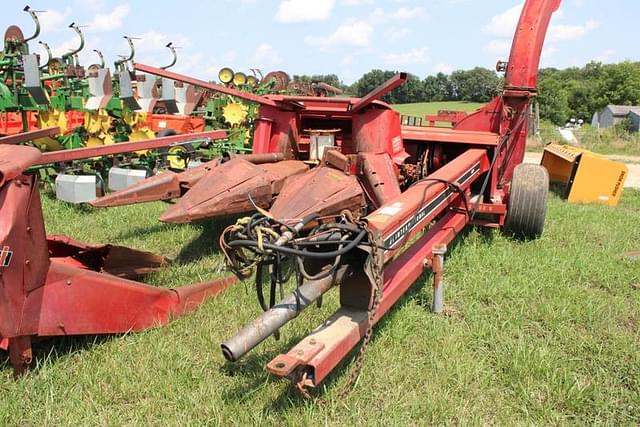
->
[{"left": 504, "top": 163, "right": 549, "bottom": 240}]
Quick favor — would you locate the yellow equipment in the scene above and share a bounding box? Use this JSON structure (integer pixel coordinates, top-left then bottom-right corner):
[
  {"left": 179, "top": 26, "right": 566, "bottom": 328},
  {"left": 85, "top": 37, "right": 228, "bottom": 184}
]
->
[
  {"left": 541, "top": 143, "right": 628, "bottom": 207},
  {"left": 218, "top": 67, "right": 234, "bottom": 84},
  {"left": 232, "top": 72, "right": 247, "bottom": 86},
  {"left": 222, "top": 102, "right": 248, "bottom": 127}
]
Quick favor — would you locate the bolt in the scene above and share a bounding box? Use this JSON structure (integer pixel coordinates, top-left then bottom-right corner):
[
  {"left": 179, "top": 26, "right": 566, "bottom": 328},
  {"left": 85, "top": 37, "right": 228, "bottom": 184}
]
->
[
  {"left": 26, "top": 226, "right": 32, "bottom": 233},
  {"left": 24, "top": 260, "right": 30, "bottom": 265},
  {"left": 58, "top": 322, "right": 64, "bottom": 329},
  {"left": 66, "top": 279, "right": 72, "bottom": 286}
]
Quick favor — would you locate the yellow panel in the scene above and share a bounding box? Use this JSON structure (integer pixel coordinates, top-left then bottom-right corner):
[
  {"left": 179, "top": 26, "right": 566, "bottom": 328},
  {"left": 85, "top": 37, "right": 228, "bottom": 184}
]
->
[
  {"left": 567, "top": 155, "right": 628, "bottom": 207},
  {"left": 541, "top": 150, "right": 575, "bottom": 183}
]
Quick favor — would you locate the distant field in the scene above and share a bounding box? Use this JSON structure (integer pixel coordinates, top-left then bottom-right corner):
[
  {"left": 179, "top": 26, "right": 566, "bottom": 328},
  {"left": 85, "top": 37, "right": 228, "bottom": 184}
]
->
[{"left": 392, "top": 101, "right": 484, "bottom": 117}]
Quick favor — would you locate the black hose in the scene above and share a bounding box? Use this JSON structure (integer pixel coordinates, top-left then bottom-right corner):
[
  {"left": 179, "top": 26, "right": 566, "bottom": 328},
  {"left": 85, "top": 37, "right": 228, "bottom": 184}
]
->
[{"left": 227, "top": 229, "right": 367, "bottom": 259}]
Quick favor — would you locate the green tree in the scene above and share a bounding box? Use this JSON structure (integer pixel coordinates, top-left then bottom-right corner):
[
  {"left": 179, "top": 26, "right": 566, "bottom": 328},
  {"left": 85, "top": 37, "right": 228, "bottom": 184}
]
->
[
  {"left": 423, "top": 73, "right": 452, "bottom": 101},
  {"left": 352, "top": 70, "right": 423, "bottom": 104},
  {"left": 449, "top": 67, "right": 501, "bottom": 102}
]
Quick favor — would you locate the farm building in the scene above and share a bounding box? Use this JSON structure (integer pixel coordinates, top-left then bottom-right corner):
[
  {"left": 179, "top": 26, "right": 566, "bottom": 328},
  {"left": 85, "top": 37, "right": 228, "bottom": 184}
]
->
[{"left": 591, "top": 105, "right": 640, "bottom": 130}]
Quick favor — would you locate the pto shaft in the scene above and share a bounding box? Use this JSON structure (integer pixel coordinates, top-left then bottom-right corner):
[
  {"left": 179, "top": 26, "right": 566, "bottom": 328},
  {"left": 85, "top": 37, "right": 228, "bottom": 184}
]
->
[{"left": 221, "top": 266, "right": 349, "bottom": 362}]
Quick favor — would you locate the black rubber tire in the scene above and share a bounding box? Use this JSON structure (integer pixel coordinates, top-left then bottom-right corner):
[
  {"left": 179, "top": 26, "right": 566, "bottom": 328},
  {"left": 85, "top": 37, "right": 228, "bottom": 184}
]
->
[{"left": 504, "top": 164, "right": 549, "bottom": 240}]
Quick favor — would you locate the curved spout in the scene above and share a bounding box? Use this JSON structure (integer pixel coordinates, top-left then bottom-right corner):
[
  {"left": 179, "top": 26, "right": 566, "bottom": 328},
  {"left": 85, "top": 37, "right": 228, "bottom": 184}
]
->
[
  {"left": 160, "top": 42, "right": 177, "bottom": 70},
  {"left": 38, "top": 41, "right": 52, "bottom": 70},
  {"left": 504, "top": 0, "right": 561, "bottom": 91},
  {"left": 93, "top": 49, "right": 105, "bottom": 68},
  {"left": 61, "top": 23, "right": 85, "bottom": 60},
  {"left": 23, "top": 6, "right": 41, "bottom": 43},
  {"left": 114, "top": 36, "right": 136, "bottom": 69}
]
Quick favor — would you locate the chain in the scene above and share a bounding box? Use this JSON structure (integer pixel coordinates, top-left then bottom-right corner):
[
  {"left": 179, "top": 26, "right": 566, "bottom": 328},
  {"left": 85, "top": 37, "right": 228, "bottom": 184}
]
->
[{"left": 294, "top": 220, "right": 384, "bottom": 402}]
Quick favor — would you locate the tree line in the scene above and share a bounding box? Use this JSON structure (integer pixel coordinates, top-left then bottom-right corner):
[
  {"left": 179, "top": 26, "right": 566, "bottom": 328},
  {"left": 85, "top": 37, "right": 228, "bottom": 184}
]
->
[{"left": 297, "top": 61, "right": 640, "bottom": 126}]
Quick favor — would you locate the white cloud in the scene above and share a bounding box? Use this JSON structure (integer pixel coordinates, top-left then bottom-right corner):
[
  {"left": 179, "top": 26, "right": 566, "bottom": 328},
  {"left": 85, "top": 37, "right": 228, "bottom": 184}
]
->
[
  {"left": 485, "top": 39, "right": 511, "bottom": 56},
  {"left": 383, "top": 46, "right": 429, "bottom": 65},
  {"left": 386, "top": 27, "right": 410, "bottom": 41},
  {"left": 253, "top": 43, "right": 283, "bottom": 67},
  {"left": 275, "top": 0, "right": 335, "bottom": 23},
  {"left": 51, "top": 37, "right": 81, "bottom": 57},
  {"left": 595, "top": 48, "right": 616, "bottom": 63},
  {"left": 370, "top": 6, "right": 426, "bottom": 23},
  {"left": 548, "top": 20, "right": 599, "bottom": 41},
  {"left": 542, "top": 45, "right": 558, "bottom": 57},
  {"left": 342, "top": 0, "right": 374, "bottom": 4},
  {"left": 38, "top": 7, "right": 72, "bottom": 32},
  {"left": 484, "top": 3, "right": 522, "bottom": 37},
  {"left": 485, "top": 3, "right": 598, "bottom": 43},
  {"left": 304, "top": 20, "right": 373, "bottom": 48},
  {"left": 392, "top": 6, "right": 426, "bottom": 20},
  {"left": 133, "top": 31, "right": 192, "bottom": 52},
  {"left": 433, "top": 63, "right": 453, "bottom": 74},
  {"left": 88, "top": 5, "right": 130, "bottom": 32}
]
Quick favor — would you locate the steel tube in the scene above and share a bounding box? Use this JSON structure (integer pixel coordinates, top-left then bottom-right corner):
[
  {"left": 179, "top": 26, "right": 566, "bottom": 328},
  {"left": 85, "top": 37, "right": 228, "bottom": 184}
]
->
[
  {"left": 232, "top": 152, "right": 285, "bottom": 165},
  {"left": 351, "top": 72, "right": 407, "bottom": 113},
  {"left": 0, "top": 127, "right": 59, "bottom": 145},
  {"left": 221, "top": 266, "right": 349, "bottom": 362},
  {"left": 134, "top": 63, "right": 278, "bottom": 107},
  {"left": 37, "top": 130, "right": 227, "bottom": 165}
]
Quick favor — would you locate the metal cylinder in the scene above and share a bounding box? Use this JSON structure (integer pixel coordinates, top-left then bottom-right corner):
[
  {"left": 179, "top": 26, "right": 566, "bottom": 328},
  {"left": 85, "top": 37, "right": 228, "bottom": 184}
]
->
[
  {"left": 235, "top": 152, "right": 285, "bottom": 165},
  {"left": 221, "top": 266, "right": 348, "bottom": 362}
]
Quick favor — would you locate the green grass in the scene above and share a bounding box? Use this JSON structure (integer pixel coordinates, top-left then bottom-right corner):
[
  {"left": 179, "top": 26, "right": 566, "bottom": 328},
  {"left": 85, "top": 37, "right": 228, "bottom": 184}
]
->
[
  {"left": 392, "top": 101, "right": 484, "bottom": 117},
  {"left": 1, "top": 189, "right": 639, "bottom": 425},
  {"left": 531, "top": 122, "right": 640, "bottom": 157}
]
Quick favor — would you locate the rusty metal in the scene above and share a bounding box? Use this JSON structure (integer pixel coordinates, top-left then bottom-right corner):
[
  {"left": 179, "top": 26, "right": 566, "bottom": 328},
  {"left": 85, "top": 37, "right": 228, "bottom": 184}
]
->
[
  {"left": 91, "top": 153, "right": 287, "bottom": 209},
  {"left": 0, "top": 127, "right": 60, "bottom": 145},
  {"left": 0, "top": 146, "right": 240, "bottom": 376},
  {"left": 358, "top": 153, "right": 401, "bottom": 209},
  {"left": 47, "top": 235, "right": 168, "bottom": 279},
  {"left": 91, "top": 171, "right": 183, "bottom": 207},
  {"left": 160, "top": 159, "right": 308, "bottom": 223},
  {"left": 266, "top": 211, "right": 468, "bottom": 387},
  {"left": 269, "top": 166, "right": 366, "bottom": 220}
]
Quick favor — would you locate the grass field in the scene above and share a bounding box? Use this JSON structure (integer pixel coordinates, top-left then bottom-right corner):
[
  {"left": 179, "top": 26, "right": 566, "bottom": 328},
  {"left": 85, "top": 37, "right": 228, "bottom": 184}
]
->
[
  {"left": 1, "top": 187, "right": 638, "bottom": 425},
  {"left": 392, "top": 101, "right": 640, "bottom": 157},
  {"left": 392, "top": 101, "right": 484, "bottom": 117}
]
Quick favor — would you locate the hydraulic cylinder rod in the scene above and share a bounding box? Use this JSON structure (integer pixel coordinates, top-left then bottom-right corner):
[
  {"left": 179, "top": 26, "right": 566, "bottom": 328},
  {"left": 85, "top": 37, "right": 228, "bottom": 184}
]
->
[{"left": 221, "top": 265, "right": 349, "bottom": 362}]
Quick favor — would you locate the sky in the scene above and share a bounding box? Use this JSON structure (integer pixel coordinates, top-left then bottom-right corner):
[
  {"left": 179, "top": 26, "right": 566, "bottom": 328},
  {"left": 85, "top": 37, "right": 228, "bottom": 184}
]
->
[{"left": 2, "top": 0, "right": 637, "bottom": 84}]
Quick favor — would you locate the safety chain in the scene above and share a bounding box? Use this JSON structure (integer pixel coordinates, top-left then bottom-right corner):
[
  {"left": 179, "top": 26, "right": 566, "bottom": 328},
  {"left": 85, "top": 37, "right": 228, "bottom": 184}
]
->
[{"left": 295, "top": 219, "right": 384, "bottom": 403}]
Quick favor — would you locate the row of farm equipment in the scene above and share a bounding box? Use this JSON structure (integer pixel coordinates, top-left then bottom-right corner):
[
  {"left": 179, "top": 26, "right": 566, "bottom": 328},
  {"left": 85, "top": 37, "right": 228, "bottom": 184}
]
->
[
  {"left": 1, "top": 0, "right": 565, "bottom": 398},
  {"left": 1, "top": 5, "right": 345, "bottom": 202}
]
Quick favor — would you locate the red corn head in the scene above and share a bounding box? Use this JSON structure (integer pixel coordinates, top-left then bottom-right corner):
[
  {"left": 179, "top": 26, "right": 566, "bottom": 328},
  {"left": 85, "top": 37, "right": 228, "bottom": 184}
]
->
[{"left": 160, "top": 159, "right": 308, "bottom": 223}]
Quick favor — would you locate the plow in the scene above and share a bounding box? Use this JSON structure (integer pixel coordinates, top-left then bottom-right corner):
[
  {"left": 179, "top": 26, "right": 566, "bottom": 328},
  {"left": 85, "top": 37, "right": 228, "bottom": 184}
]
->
[{"left": 1, "top": 0, "right": 560, "bottom": 398}]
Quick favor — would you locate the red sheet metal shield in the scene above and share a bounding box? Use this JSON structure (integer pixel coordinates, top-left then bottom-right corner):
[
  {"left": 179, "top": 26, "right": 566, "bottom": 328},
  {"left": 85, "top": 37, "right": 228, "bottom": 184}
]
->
[
  {"left": 47, "top": 235, "right": 168, "bottom": 279},
  {"left": 91, "top": 161, "right": 218, "bottom": 208},
  {"left": 160, "top": 159, "right": 309, "bottom": 223},
  {"left": 161, "top": 158, "right": 271, "bottom": 223},
  {"left": 269, "top": 166, "right": 365, "bottom": 220},
  {"left": 0, "top": 172, "right": 240, "bottom": 375}
]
